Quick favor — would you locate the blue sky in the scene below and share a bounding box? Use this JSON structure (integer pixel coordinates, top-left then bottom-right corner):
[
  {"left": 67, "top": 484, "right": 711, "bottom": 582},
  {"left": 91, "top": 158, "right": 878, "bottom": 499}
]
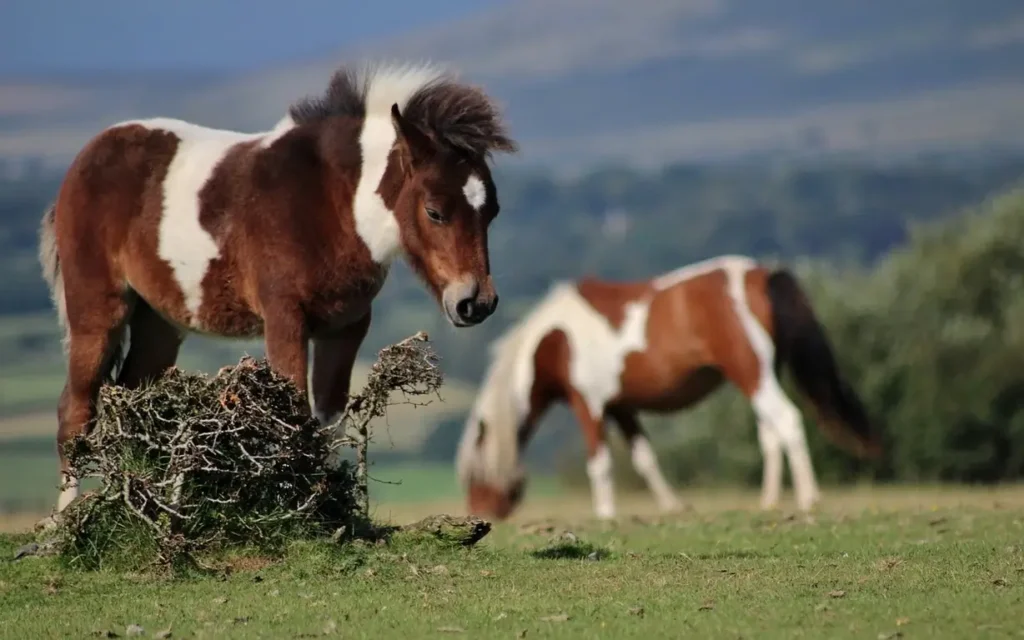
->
[{"left": 0, "top": 0, "right": 506, "bottom": 75}]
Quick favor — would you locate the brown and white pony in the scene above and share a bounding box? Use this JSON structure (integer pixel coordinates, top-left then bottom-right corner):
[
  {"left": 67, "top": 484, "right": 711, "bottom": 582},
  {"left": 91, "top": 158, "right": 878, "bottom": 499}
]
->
[
  {"left": 37, "top": 61, "right": 518, "bottom": 521},
  {"left": 456, "top": 255, "right": 882, "bottom": 521}
]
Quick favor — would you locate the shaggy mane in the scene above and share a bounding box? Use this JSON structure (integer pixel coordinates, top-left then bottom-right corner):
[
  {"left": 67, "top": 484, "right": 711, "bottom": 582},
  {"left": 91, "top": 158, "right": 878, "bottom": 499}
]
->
[{"left": 288, "top": 61, "right": 518, "bottom": 160}]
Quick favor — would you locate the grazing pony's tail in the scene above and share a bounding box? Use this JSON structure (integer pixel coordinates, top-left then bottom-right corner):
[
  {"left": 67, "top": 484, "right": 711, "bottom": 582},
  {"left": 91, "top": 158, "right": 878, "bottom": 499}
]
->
[
  {"left": 766, "top": 268, "right": 883, "bottom": 459},
  {"left": 39, "top": 203, "right": 69, "bottom": 352}
]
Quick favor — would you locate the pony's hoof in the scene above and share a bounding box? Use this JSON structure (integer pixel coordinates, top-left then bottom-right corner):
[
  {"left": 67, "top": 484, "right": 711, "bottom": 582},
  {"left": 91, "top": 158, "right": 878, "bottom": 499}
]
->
[{"left": 796, "top": 493, "right": 822, "bottom": 514}]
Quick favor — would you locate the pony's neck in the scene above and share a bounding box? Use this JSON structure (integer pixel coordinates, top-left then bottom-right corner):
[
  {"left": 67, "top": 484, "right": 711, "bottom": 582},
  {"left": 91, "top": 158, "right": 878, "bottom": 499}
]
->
[{"left": 318, "top": 116, "right": 406, "bottom": 266}]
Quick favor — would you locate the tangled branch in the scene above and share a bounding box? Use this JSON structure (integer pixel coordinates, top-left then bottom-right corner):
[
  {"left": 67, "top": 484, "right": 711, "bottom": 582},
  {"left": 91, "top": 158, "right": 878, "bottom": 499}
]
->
[
  {"left": 339, "top": 331, "right": 443, "bottom": 512},
  {"left": 56, "top": 332, "right": 444, "bottom": 570}
]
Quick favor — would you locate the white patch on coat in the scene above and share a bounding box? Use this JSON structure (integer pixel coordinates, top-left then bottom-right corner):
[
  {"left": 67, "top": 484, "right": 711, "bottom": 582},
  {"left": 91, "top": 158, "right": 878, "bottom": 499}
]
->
[
  {"left": 110, "top": 118, "right": 273, "bottom": 324},
  {"left": 351, "top": 63, "right": 451, "bottom": 264},
  {"left": 651, "top": 254, "right": 757, "bottom": 291},
  {"left": 462, "top": 173, "right": 486, "bottom": 211}
]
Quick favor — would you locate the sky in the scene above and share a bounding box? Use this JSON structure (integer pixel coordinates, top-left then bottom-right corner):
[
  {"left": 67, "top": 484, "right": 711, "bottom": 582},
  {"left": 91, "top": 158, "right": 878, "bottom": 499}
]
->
[{"left": 0, "top": 0, "right": 506, "bottom": 75}]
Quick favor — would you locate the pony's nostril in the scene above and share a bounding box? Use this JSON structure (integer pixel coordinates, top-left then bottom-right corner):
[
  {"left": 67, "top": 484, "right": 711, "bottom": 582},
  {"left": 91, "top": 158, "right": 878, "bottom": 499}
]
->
[{"left": 456, "top": 298, "right": 475, "bottom": 320}]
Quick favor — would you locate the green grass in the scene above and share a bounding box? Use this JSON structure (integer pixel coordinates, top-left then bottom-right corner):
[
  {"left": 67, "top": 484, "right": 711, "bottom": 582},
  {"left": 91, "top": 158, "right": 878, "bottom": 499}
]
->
[
  {"left": 365, "top": 461, "right": 561, "bottom": 505},
  {"left": 2, "top": 488, "right": 1023, "bottom": 638}
]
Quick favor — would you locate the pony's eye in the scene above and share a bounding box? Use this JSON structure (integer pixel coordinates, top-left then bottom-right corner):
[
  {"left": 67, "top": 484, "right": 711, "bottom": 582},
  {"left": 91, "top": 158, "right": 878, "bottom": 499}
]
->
[{"left": 425, "top": 207, "right": 445, "bottom": 223}]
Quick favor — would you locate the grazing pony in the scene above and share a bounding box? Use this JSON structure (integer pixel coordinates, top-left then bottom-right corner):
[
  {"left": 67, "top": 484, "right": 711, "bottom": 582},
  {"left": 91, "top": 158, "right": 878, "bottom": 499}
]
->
[
  {"left": 456, "top": 255, "right": 881, "bottom": 521},
  {"left": 38, "top": 61, "right": 518, "bottom": 519}
]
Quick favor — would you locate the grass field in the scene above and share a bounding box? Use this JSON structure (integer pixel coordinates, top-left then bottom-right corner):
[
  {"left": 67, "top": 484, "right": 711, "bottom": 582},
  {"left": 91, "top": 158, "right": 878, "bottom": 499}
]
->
[{"left": 2, "top": 486, "right": 1023, "bottom": 639}]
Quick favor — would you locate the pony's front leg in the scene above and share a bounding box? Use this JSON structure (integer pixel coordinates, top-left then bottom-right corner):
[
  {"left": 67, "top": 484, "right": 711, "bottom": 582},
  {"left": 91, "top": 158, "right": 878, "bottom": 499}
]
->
[
  {"left": 262, "top": 307, "right": 310, "bottom": 397},
  {"left": 568, "top": 392, "right": 616, "bottom": 521},
  {"left": 310, "top": 311, "right": 372, "bottom": 426},
  {"left": 756, "top": 420, "right": 784, "bottom": 510},
  {"left": 607, "top": 407, "right": 681, "bottom": 513}
]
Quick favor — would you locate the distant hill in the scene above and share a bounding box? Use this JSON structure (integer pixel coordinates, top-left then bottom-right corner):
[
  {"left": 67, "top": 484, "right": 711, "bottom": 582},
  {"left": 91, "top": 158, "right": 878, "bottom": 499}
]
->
[{"left": 3, "top": 0, "right": 1024, "bottom": 170}]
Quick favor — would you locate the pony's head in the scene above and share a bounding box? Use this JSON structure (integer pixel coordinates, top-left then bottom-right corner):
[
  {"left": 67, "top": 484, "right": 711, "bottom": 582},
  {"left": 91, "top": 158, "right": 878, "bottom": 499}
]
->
[
  {"left": 387, "top": 100, "right": 512, "bottom": 327},
  {"left": 289, "top": 62, "right": 518, "bottom": 327},
  {"left": 456, "top": 409, "right": 528, "bottom": 520},
  {"left": 455, "top": 329, "right": 531, "bottom": 520}
]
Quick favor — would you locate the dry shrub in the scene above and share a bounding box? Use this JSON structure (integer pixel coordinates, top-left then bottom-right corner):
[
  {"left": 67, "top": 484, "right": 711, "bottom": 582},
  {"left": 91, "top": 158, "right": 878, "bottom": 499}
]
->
[{"left": 56, "top": 332, "right": 443, "bottom": 571}]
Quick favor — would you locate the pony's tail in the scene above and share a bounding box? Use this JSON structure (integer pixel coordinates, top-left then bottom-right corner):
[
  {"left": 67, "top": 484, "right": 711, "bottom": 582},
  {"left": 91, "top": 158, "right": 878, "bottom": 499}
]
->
[
  {"left": 766, "top": 267, "right": 882, "bottom": 459},
  {"left": 39, "top": 203, "right": 69, "bottom": 352}
]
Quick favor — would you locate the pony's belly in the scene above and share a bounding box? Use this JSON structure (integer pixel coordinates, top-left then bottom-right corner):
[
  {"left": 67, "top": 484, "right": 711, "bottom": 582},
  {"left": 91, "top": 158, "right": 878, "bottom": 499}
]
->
[
  {"left": 125, "top": 276, "right": 264, "bottom": 339},
  {"left": 621, "top": 365, "right": 725, "bottom": 413},
  {"left": 191, "top": 305, "right": 265, "bottom": 339}
]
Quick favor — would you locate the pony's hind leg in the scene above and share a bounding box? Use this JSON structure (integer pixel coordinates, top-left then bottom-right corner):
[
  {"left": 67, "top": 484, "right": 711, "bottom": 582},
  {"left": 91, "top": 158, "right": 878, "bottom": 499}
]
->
[
  {"left": 750, "top": 374, "right": 819, "bottom": 512},
  {"left": 756, "top": 419, "right": 784, "bottom": 510},
  {"left": 115, "top": 299, "right": 184, "bottom": 389},
  {"left": 607, "top": 407, "right": 681, "bottom": 513},
  {"left": 719, "top": 359, "right": 818, "bottom": 512},
  {"left": 715, "top": 266, "right": 820, "bottom": 513},
  {"left": 52, "top": 289, "right": 135, "bottom": 518}
]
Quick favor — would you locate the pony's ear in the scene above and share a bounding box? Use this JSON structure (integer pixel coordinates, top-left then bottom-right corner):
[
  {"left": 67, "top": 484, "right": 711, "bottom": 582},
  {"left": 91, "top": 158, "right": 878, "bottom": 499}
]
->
[{"left": 391, "top": 103, "right": 435, "bottom": 170}]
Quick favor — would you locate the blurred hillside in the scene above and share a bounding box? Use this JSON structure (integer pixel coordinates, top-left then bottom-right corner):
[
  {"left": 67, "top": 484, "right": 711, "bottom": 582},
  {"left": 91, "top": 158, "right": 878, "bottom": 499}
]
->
[{"left": 2, "top": 0, "right": 1024, "bottom": 169}]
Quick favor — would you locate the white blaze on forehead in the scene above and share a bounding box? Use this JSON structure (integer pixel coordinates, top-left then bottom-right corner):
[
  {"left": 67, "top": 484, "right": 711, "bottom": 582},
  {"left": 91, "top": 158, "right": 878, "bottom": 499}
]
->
[
  {"left": 351, "top": 63, "right": 450, "bottom": 265},
  {"left": 114, "top": 118, "right": 268, "bottom": 324},
  {"left": 463, "top": 173, "right": 487, "bottom": 211}
]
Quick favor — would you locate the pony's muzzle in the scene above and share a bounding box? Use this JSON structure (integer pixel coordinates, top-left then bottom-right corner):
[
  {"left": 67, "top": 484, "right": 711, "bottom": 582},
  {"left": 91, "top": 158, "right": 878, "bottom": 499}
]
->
[
  {"left": 443, "top": 278, "right": 498, "bottom": 327},
  {"left": 467, "top": 476, "right": 526, "bottom": 520}
]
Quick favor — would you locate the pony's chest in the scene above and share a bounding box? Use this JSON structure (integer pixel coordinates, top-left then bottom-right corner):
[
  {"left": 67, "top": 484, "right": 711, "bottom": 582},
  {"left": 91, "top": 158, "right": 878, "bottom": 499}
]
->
[
  {"left": 561, "top": 300, "right": 652, "bottom": 418},
  {"left": 306, "top": 267, "right": 388, "bottom": 335}
]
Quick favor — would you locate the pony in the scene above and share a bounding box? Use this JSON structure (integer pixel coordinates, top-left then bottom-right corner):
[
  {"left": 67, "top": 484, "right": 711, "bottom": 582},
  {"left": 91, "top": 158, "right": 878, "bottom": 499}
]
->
[
  {"left": 456, "top": 255, "right": 882, "bottom": 521},
  {"left": 37, "top": 61, "right": 518, "bottom": 520}
]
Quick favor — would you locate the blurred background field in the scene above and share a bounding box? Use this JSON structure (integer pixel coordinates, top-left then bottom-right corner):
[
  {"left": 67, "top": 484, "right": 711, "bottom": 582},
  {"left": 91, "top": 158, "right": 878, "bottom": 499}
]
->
[{"left": 3, "top": 0, "right": 1024, "bottom": 524}]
